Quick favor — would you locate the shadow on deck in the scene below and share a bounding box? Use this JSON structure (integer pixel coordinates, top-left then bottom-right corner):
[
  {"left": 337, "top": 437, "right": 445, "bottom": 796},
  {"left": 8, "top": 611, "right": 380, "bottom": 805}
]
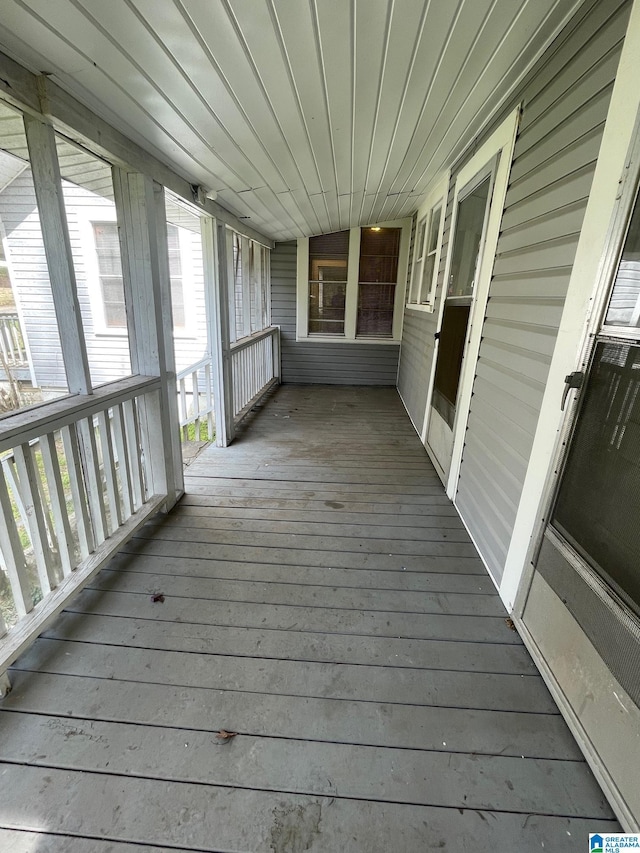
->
[{"left": 0, "top": 385, "right": 619, "bottom": 851}]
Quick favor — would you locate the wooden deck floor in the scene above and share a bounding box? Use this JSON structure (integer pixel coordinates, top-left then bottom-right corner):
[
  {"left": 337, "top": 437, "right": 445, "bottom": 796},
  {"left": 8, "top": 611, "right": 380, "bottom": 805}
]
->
[{"left": 0, "top": 385, "right": 619, "bottom": 851}]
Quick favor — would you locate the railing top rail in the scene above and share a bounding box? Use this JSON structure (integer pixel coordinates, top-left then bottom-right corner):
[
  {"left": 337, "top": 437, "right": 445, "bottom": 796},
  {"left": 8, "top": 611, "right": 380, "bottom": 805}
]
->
[
  {"left": 0, "top": 374, "right": 160, "bottom": 453},
  {"left": 0, "top": 312, "right": 20, "bottom": 321},
  {"left": 230, "top": 325, "right": 278, "bottom": 355},
  {"left": 176, "top": 355, "right": 213, "bottom": 382}
]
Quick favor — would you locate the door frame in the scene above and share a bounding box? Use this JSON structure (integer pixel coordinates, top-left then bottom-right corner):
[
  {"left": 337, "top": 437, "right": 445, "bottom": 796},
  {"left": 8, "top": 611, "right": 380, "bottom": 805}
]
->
[
  {"left": 501, "top": 0, "right": 640, "bottom": 615},
  {"left": 423, "top": 106, "right": 521, "bottom": 498}
]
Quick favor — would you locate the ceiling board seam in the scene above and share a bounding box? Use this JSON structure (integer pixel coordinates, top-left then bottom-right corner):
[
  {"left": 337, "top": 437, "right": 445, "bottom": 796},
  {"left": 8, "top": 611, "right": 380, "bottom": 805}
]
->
[
  {"left": 217, "top": 0, "right": 323, "bottom": 235},
  {"left": 381, "top": 0, "right": 466, "bottom": 221},
  {"left": 367, "top": 0, "right": 432, "bottom": 222},
  {"left": 309, "top": 0, "right": 341, "bottom": 230},
  {"left": 23, "top": 0, "right": 259, "bottom": 206},
  {"left": 175, "top": 0, "right": 315, "bottom": 235},
  {"left": 387, "top": 0, "right": 504, "bottom": 216},
  {"left": 266, "top": 0, "right": 331, "bottom": 231},
  {"left": 62, "top": 0, "right": 290, "bottom": 233},
  {"left": 349, "top": 0, "right": 356, "bottom": 228},
  {"left": 404, "top": 0, "right": 588, "bottom": 205},
  {"left": 357, "top": 0, "right": 395, "bottom": 226},
  {"left": 112, "top": 0, "right": 297, "bottom": 233}
]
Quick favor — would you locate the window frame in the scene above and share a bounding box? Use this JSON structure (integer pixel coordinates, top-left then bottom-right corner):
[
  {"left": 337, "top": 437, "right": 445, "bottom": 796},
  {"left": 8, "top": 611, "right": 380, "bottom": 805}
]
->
[
  {"left": 78, "top": 206, "right": 196, "bottom": 338},
  {"left": 406, "top": 173, "right": 448, "bottom": 313},
  {"left": 296, "top": 218, "right": 411, "bottom": 344},
  {"left": 226, "top": 228, "right": 272, "bottom": 343}
]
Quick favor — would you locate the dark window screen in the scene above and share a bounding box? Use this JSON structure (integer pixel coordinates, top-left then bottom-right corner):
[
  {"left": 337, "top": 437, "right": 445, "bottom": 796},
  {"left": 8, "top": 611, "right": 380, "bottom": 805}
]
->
[
  {"left": 357, "top": 228, "right": 400, "bottom": 337},
  {"left": 553, "top": 341, "right": 640, "bottom": 616},
  {"left": 308, "top": 231, "right": 349, "bottom": 335}
]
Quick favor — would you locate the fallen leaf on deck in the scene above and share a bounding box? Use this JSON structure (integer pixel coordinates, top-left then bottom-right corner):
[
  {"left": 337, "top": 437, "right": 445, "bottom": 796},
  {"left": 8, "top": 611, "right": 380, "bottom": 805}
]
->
[
  {"left": 151, "top": 593, "right": 165, "bottom": 603},
  {"left": 505, "top": 617, "right": 516, "bottom": 631},
  {"left": 216, "top": 730, "right": 238, "bottom": 741}
]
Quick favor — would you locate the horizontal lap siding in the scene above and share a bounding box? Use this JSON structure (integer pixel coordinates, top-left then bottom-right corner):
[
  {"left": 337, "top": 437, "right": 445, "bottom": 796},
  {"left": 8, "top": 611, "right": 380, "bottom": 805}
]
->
[
  {"left": 271, "top": 240, "right": 400, "bottom": 385},
  {"left": 397, "top": 310, "right": 434, "bottom": 433},
  {"left": 0, "top": 174, "right": 208, "bottom": 391},
  {"left": 0, "top": 172, "right": 67, "bottom": 388},
  {"left": 455, "top": 0, "right": 631, "bottom": 583}
]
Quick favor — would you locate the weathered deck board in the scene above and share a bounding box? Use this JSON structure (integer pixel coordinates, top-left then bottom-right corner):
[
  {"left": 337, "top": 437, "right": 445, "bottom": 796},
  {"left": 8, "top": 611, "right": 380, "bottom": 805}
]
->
[
  {"left": 0, "top": 764, "right": 620, "bottom": 852},
  {"left": 1, "top": 385, "right": 619, "bottom": 851}
]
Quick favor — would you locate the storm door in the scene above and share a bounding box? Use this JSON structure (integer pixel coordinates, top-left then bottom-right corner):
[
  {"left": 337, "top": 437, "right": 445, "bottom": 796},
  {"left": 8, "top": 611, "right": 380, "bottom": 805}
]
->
[{"left": 533, "top": 177, "right": 640, "bottom": 712}]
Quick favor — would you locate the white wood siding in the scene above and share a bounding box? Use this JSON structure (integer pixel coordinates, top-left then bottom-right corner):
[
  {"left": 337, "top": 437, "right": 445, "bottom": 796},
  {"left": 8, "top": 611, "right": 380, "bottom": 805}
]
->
[
  {"left": 0, "top": 173, "right": 209, "bottom": 389},
  {"left": 271, "top": 241, "right": 400, "bottom": 385},
  {"left": 0, "top": 171, "right": 66, "bottom": 389}
]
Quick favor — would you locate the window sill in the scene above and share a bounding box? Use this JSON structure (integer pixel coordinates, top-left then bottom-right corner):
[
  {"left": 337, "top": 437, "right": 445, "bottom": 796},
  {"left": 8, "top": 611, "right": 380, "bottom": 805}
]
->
[
  {"left": 405, "top": 303, "right": 435, "bottom": 314},
  {"left": 296, "top": 335, "right": 400, "bottom": 345}
]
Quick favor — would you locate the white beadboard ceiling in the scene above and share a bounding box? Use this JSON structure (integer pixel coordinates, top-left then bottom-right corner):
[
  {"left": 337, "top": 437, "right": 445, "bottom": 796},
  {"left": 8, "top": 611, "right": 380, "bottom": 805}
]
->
[{"left": 0, "top": 0, "right": 585, "bottom": 242}]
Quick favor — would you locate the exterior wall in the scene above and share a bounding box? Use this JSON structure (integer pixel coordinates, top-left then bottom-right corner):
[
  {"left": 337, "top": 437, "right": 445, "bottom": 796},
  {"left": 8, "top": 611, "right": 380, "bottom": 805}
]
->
[
  {"left": 0, "top": 171, "right": 209, "bottom": 389},
  {"left": 0, "top": 170, "right": 66, "bottom": 388},
  {"left": 396, "top": 0, "right": 631, "bottom": 582},
  {"left": 271, "top": 240, "right": 400, "bottom": 385}
]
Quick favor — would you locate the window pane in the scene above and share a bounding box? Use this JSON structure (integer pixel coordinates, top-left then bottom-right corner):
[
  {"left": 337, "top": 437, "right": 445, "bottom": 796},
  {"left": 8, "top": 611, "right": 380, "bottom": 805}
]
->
[
  {"left": 448, "top": 176, "right": 491, "bottom": 298},
  {"left": 233, "top": 233, "right": 245, "bottom": 340},
  {"left": 427, "top": 206, "right": 441, "bottom": 253},
  {"left": 309, "top": 281, "right": 345, "bottom": 335},
  {"left": 0, "top": 102, "right": 69, "bottom": 410},
  {"left": 165, "top": 191, "right": 206, "bottom": 372},
  {"left": 553, "top": 341, "right": 640, "bottom": 617},
  {"left": 356, "top": 283, "right": 395, "bottom": 337},
  {"left": 359, "top": 228, "right": 400, "bottom": 282},
  {"left": 56, "top": 135, "right": 131, "bottom": 385},
  {"left": 409, "top": 218, "right": 427, "bottom": 303},
  {"left": 308, "top": 231, "right": 349, "bottom": 336},
  {"left": 419, "top": 253, "right": 437, "bottom": 303},
  {"left": 605, "top": 193, "right": 640, "bottom": 327}
]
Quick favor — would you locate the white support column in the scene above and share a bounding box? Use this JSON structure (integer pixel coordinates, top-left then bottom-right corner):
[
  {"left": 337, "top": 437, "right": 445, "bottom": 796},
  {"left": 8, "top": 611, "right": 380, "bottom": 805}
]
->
[
  {"left": 23, "top": 115, "right": 91, "bottom": 395},
  {"left": 113, "top": 169, "right": 184, "bottom": 506},
  {"left": 202, "top": 218, "right": 234, "bottom": 446}
]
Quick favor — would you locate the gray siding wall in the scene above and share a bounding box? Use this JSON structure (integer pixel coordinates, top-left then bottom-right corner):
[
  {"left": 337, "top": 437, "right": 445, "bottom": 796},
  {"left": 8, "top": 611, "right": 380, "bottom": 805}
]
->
[
  {"left": 271, "top": 241, "right": 400, "bottom": 385},
  {"left": 396, "top": 0, "right": 631, "bottom": 582}
]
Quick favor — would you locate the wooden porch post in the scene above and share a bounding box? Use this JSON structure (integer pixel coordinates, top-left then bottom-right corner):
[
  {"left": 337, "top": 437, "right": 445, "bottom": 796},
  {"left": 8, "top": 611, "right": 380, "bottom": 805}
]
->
[
  {"left": 113, "top": 169, "right": 184, "bottom": 506},
  {"left": 202, "top": 218, "right": 234, "bottom": 446},
  {"left": 23, "top": 116, "right": 92, "bottom": 395}
]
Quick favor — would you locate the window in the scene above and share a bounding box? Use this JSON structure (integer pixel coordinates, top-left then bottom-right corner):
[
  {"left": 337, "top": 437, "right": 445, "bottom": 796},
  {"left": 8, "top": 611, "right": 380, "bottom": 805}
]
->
[
  {"left": 91, "top": 220, "right": 188, "bottom": 334},
  {"left": 227, "top": 228, "right": 271, "bottom": 342},
  {"left": 297, "top": 219, "right": 410, "bottom": 342},
  {"left": 93, "top": 222, "right": 125, "bottom": 328},
  {"left": 308, "top": 231, "right": 349, "bottom": 335},
  {"left": 166, "top": 223, "right": 185, "bottom": 329},
  {"left": 357, "top": 228, "right": 401, "bottom": 336},
  {"left": 407, "top": 174, "right": 448, "bottom": 312}
]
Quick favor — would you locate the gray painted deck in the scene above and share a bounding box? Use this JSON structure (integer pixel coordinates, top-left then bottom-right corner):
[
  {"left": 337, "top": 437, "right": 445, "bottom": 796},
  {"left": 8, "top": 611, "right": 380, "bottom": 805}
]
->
[{"left": 0, "top": 385, "right": 619, "bottom": 852}]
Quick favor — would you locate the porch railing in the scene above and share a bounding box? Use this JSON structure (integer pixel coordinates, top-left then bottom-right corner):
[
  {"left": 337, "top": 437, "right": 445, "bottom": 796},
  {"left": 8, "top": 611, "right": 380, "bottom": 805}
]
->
[
  {"left": 0, "top": 313, "right": 28, "bottom": 368},
  {"left": 0, "top": 375, "right": 167, "bottom": 690},
  {"left": 176, "top": 356, "right": 215, "bottom": 443},
  {"left": 231, "top": 326, "right": 280, "bottom": 425}
]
